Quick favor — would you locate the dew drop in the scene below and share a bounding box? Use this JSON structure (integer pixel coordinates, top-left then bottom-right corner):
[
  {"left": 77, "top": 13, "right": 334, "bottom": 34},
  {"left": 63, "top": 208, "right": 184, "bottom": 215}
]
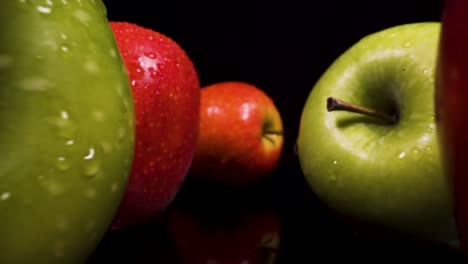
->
[
  {"left": 92, "top": 111, "right": 105, "bottom": 122},
  {"left": 100, "top": 141, "right": 112, "bottom": 154},
  {"left": 111, "top": 182, "right": 119, "bottom": 193},
  {"left": 333, "top": 160, "right": 338, "bottom": 165},
  {"left": 49, "top": 111, "right": 76, "bottom": 139},
  {"left": 83, "top": 163, "right": 99, "bottom": 178},
  {"left": 37, "top": 6, "right": 52, "bottom": 14},
  {"left": 398, "top": 152, "right": 406, "bottom": 159},
  {"left": 109, "top": 48, "right": 117, "bottom": 58},
  {"left": 84, "top": 188, "right": 96, "bottom": 199},
  {"left": 56, "top": 156, "right": 71, "bottom": 171},
  {"left": 83, "top": 147, "right": 95, "bottom": 160},
  {"left": 83, "top": 147, "right": 100, "bottom": 178},
  {"left": 60, "top": 45, "right": 69, "bottom": 52},
  {"left": 74, "top": 9, "right": 91, "bottom": 24},
  {"left": 18, "top": 78, "right": 50, "bottom": 91},
  {"left": 43, "top": 181, "right": 63, "bottom": 196},
  {"left": 117, "top": 127, "right": 126, "bottom": 140},
  {"left": 84, "top": 60, "right": 100, "bottom": 73},
  {"left": 0, "top": 192, "right": 11, "bottom": 201}
]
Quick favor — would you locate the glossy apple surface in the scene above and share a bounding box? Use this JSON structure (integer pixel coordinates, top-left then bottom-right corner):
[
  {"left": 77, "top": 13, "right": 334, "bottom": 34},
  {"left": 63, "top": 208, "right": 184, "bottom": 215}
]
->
[
  {"left": 435, "top": 0, "right": 468, "bottom": 255},
  {"left": 0, "top": 1, "right": 134, "bottom": 263},
  {"left": 109, "top": 22, "right": 200, "bottom": 229},
  {"left": 189, "top": 82, "right": 283, "bottom": 186},
  {"left": 297, "top": 23, "right": 457, "bottom": 243},
  {"left": 167, "top": 207, "right": 280, "bottom": 264}
]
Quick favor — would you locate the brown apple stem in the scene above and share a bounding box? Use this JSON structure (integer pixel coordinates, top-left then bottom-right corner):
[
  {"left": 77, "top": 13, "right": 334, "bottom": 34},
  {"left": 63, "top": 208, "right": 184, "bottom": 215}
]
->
[{"left": 327, "top": 97, "right": 398, "bottom": 124}]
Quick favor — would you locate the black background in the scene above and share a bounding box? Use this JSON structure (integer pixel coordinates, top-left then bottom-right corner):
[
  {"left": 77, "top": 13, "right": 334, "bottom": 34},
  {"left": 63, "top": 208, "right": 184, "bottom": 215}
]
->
[{"left": 88, "top": 0, "right": 466, "bottom": 263}]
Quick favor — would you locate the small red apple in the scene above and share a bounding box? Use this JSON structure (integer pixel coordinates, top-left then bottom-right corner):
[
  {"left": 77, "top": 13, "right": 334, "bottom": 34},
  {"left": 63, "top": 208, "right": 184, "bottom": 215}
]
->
[
  {"left": 189, "top": 81, "right": 284, "bottom": 186},
  {"left": 109, "top": 21, "right": 200, "bottom": 229},
  {"left": 167, "top": 207, "right": 281, "bottom": 264}
]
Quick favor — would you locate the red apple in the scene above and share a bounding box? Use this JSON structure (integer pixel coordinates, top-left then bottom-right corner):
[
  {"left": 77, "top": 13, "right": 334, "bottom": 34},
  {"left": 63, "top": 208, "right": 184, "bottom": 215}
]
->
[
  {"left": 109, "top": 21, "right": 200, "bottom": 229},
  {"left": 189, "top": 82, "right": 284, "bottom": 186},
  {"left": 167, "top": 207, "right": 281, "bottom": 264},
  {"left": 435, "top": 0, "right": 468, "bottom": 255}
]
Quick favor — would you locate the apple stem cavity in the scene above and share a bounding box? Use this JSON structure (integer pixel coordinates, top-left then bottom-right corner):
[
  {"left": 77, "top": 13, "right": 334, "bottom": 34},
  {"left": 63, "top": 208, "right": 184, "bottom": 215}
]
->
[{"left": 326, "top": 97, "right": 398, "bottom": 125}]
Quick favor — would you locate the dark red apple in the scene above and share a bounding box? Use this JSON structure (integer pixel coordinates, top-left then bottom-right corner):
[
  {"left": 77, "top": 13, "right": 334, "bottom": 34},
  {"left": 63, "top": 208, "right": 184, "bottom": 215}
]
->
[
  {"left": 109, "top": 22, "right": 200, "bottom": 229},
  {"left": 435, "top": 0, "right": 468, "bottom": 255},
  {"left": 166, "top": 207, "right": 281, "bottom": 264}
]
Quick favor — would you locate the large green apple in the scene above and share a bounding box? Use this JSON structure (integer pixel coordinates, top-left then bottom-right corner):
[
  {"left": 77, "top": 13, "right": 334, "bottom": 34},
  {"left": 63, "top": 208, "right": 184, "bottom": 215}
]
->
[
  {"left": 296, "top": 22, "right": 457, "bottom": 243},
  {"left": 0, "top": 1, "right": 134, "bottom": 263}
]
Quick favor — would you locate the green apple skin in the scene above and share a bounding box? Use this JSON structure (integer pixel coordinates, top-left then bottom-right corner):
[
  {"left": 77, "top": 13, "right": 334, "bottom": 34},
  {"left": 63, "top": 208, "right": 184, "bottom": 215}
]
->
[
  {"left": 297, "top": 23, "right": 457, "bottom": 243},
  {"left": 0, "top": 1, "right": 134, "bottom": 263}
]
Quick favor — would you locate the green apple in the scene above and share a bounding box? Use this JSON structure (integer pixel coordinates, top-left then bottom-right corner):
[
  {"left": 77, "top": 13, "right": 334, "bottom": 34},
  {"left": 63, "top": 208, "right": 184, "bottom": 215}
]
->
[
  {"left": 296, "top": 22, "right": 457, "bottom": 244},
  {"left": 0, "top": 1, "right": 134, "bottom": 263}
]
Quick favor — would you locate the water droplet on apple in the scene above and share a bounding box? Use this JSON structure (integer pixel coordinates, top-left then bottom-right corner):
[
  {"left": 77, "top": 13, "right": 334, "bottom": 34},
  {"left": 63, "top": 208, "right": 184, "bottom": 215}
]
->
[
  {"left": 84, "top": 188, "right": 97, "bottom": 199},
  {"left": 83, "top": 147, "right": 100, "bottom": 178},
  {"left": 37, "top": 5, "right": 52, "bottom": 14},
  {"left": 43, "top": 181, "right": 64, "bottom": 196},
  {"left": 333, "top": 160, "right": 338, "bottom": 165},
  {"left": 426, "top": 146, "right": 432, "bottom": 152},
  {"left": 398, "top": 152, "right": 406, "bottom": 159},
  {"left": 110, "top": 182, "right": 119, "bottom": 193},
  {"left": 60, "top": 45, "right": 69, "bottom": 52},
  {"left": 74, "top": 9, "right": 91, "bottom": 25},
  {"left": 48, "top": 110, "right": 77, "bottom": 139},
  {"left": 144, "top": 52, "right": 157, "bottom": 59},
  {"left": 109, "top": 48, "right": 117, "bottom": 58},
  {"left": 83, "top": 60, "right": 100, "bottom": 74},
  {"left": 18, "top": 77, "right": 51, "bottom": 91},
  {"left": 55, "top": 156, "right": 71, "bottom": 171},
  {"left": 0, "top": 192, "right": 11, "bottom": 201}
]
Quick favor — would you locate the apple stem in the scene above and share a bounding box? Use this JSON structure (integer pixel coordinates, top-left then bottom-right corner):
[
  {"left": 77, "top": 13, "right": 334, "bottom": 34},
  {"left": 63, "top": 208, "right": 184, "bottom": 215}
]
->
[{"left": 326, "top": 97, "right": 398, "bottom": 124}]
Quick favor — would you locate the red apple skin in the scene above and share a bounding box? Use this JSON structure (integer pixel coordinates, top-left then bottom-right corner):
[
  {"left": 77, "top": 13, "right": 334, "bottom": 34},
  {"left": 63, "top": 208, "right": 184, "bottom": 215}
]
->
[
  {"left": 189, "top": 82, "right": 284, "bottom": 186},
  {"left": 167, "top": 207, "right": 281, "bottom": 264},
  {"left": 109, "top": 22, "right": 200, "bottom": 229},
  {"left": 436, "top": 0, "right": 468, "bottom": 255}
]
